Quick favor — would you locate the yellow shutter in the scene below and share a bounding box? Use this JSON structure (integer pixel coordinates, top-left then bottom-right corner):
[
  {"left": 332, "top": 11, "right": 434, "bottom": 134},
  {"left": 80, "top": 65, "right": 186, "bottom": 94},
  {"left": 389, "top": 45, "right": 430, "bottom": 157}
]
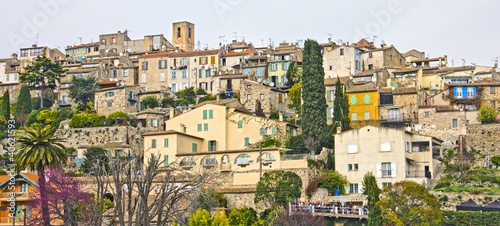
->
[{"left": 211, "top": 56, "right": 215, "bottom": 64}]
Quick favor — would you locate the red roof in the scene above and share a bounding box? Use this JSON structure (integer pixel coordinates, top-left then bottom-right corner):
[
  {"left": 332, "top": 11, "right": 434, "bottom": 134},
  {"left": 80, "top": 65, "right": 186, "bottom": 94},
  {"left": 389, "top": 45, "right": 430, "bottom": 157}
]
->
[
  {"left": 140, "top": 49, "right": 220, "bottom": 58},
  {"left": 66, "top": 43, "right": 96, "bottom": 49},
  {"left": 355, "top": 38, "right": 376, "bottom": 49},
  {"left": 223, "top": 51, "right": 251, "bottom": 57}
]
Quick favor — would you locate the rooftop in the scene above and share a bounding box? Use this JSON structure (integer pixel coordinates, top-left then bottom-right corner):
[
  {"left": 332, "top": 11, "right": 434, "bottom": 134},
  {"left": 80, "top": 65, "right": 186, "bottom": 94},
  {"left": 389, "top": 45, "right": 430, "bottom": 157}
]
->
[{"left": 142, "top": 130, "right": 204, "bottom": 140}]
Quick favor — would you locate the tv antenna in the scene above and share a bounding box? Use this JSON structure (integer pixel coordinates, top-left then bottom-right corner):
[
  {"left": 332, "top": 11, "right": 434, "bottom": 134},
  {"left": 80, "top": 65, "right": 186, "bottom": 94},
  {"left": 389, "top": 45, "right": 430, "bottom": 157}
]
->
[
  {"left": 35, "top": 33, "right": 39, "bottom": 46},
  {"left": 371, "top": 34, "right": 377, "bottom": 43},
  {"left": 326, "top": 32, "right": 334, "bottom": 41},
  {"left": 218, "top": 36, "right": 225, "bottom": 45},
  {"left": 261, "top": 39, "right": 264, "bottom": 47},
  {"left": 461, "top": 59, "right": 466, "bottom": 66},
  {"left": 232, "top": 32, "right": 237, "bottom": 40},
  {"left": 197, "top": 40, "right": 201, "bottom": 50},
  {"left": 77, "top": 37, "right": 83, "bottom": 44}
]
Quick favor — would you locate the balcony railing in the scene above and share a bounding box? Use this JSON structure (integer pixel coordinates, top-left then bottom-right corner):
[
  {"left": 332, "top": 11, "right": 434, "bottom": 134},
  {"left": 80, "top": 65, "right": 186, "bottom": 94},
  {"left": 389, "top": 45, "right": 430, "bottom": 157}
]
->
[
  {"left": 5, "top": 67, "right": 20, "bottom": 72},
  {"left": 280, "top": 154, "right": 314, "bottom": 161}
]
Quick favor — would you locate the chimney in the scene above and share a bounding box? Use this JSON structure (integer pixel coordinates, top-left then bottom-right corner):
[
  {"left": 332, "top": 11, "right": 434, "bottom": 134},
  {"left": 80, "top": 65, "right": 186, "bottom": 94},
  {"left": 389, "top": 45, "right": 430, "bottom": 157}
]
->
[
  {"left": 336, "top": 126, "right": 342, "bottom": 134},
  {"left": 32, "top": 44, "right": 37, "bottom": 48},
  {"left": 216, "top": 94, "right": 220, "bottom": 101},
  {"left": 328, "top": 38, "right": 331, "bottom": 44},
  {"left": 169, "top": 108, "right": 174, "bottom": 119},
  {"left": 279, "top": 112, "right": 283, "bottom": 121}
]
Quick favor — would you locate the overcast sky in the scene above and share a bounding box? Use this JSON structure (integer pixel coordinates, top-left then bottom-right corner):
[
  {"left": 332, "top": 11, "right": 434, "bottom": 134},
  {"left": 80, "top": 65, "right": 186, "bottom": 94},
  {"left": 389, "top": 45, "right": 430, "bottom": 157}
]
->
[{"left": 1, "top": 0, "right": 499, "bottom": 66}]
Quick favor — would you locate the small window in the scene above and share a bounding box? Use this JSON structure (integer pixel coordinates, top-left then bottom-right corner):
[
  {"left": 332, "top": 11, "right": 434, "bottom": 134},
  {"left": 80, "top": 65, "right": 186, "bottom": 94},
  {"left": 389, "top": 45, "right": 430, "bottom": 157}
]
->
[
  {"left": 381, "top": 141, "right": 391, "bottom": 152},
  {"left": 382, "top": 182, "right": 392, "bottom": 188},
  {"left": 364, "top": 112, "right": 370, "bottom": 121},
  {"left": 244, "top": 137, "right": 250, "bottom": 146},
  {"left": 203, "top": 123, "right": 208, "bottom": 131},
  {"left": 247, "top": 94, "right": 251, "bottom": 100},
  {"left": 260, "top": 94, "right": 264, "bottom": 100},
  {"left": 329, "top": 65, "right": 332, "bottom": 70},
  {"left": 340, "top": 49, "right": 344, "bottom": 56},
  {"left": 107, "top": 102, "right": 112, "bottom": 108},
  {"left": 424, "top": 111, "right": 430, "bottom": 116},
  {"left": 490, "top": 86, "right": 496, "bottom": 94},
  {"left": 452, "top": 119, "right": 458, "bottom": 128},
  {"left": 208, "top": 140, "right": 216, "bottom": 151},
  {"left": 142, "top": 61, "right": 148, "bottom": 70},
  {"left": 20, "top": 183, "right": 29, "bottom": 193},
  {"left": 354, "top": 164, "right": 358, "bottom": 171},
  {"left": 348, "top": 143, "right": 358, "bottom": 153},
  {"left": 164, "top": 138, "right": 169, "bottom": 147},
  {"left": 237, "top": 120, "right": 243, "bottom": 128},
  {"left": 348, "top": 164, "right": 353, "bottom": 171},
  {"left": 369, "top": 53, "right": 373, "bottom": 58},
  {"left": 151, "top": 139, "right": 157, "bottom": 148},
  {"left": 351, "top": 112, "right": 357, "bottom": 121},
  {"left": 351, "top": 95, "right": 357, "bottom": 105},
  {"left": 349, "top": 184, "right": 358, "bottom": 193}
]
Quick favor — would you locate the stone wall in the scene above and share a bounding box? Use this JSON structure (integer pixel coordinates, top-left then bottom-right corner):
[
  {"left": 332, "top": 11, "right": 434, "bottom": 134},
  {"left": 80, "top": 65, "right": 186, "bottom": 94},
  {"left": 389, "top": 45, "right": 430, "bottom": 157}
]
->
[
  {"left": 466, "top": 123, "right": 500, "bottom": 167},
  {"left": 432, "top": 191, "right": 500, "bottom": 211},
  {"left": 417, "top": 107, "right": 479, "bottom": 150},
  {"left": 310, "top": 188, "right": 367, "bottom": 204}
]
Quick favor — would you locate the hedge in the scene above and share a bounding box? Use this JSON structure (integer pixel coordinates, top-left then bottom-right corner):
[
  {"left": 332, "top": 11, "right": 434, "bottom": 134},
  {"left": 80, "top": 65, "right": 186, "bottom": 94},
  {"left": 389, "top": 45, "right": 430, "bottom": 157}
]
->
[{"left": 442, "top": 210, "right": 500, "bottom": 226}]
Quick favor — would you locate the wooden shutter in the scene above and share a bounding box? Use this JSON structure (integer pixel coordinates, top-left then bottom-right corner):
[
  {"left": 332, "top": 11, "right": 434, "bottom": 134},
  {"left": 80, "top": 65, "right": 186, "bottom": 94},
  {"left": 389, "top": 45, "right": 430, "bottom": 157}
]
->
[
  {"left": 164, "top": 138, "right": 169, "bottom": 147},
  {"left": 192, "top": 143, "right": 197, "bottom": 152},
  {"left": 272, "top": 127, "right": 277, "bottom": 135},
  {"left": 203, "top": 110, "right": 207, "bottom": 119},
  {"left": 279, "top": 94, "right": 282, "bottom": 103},
  {"left": 244, "top": 137, "right": 249, "bottom": 146},
  {"left": 376, "top": 163, "right": 382, "bottom": 178},
  {"left": 164, "top": 155, "right": 168, "bottom": 167},
  {"left": 260, "top": 128, "right": 265, "bottom": 135},
  {"left": 204, "top": 123, "right": 208, "bottom": 131},
  {"left": 211, "top": 56, "right": 215, "bottom": 64},
  {"left": 238, "top": 120, "right": 243, "bottom": 128},
  {"left": 152, "top": 139, "right": 156, "bottom": 148},
  {"left": 391, "top": 162, "right": 397, "bottom": 178},
  {"left": 197, "top": 124, "right": 202, "bottom": 131},
  {"left": 351, "top": 95, "right": 357, "bottom": 105},
  {"left": 209, "top": 109, "right": 213, "bottom": 119}
]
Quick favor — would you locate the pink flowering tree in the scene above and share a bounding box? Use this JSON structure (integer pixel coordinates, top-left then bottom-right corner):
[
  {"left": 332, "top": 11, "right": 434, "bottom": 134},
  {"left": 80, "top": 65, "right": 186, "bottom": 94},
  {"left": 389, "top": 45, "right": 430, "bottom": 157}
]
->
[{"left": 27, "top": 168, "right": 94, "bottom": 225}]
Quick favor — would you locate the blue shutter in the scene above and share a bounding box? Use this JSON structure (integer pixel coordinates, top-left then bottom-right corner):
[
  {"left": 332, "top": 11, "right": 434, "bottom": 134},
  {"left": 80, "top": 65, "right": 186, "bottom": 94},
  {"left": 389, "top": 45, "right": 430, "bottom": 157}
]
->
[
  {"left": 454, "top": 87, "right": 457, "bottom": 96},
  {"left": 152, "top": 139, "right": 156, "bottom": 148},
  {"left": 257, "top": 67, "right": 262, "bottom": 77},
  {"left": 463, "top": 87, "right": 468, "bottom": 98},
  {"left": 244, "top": 137, "right": 249, "bottom": 146},
  {"left": 260, "top": 128, "right": 265, "bottom": 135},
  {"left": 238, "top": 120, "right": 243, "bottom": 128},
  {"left": 105, "top": 92, "right": 108, "bottom": 97},
  {"left": 473, "top": 87, "right": 476, "bottom": 96},
  {"left": 290, "top": 128, "right": 294, "bottom": 136},
  {"left": 245, "top": 68, "right": 249, "bottom": 75}
]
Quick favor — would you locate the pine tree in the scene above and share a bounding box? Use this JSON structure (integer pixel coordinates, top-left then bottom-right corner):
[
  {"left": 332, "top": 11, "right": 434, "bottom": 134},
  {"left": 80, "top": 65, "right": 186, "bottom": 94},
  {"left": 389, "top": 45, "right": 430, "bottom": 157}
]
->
[
  {"left": 15, "top": 85, "right": 32, "bottom": 120},
  {"left": 333, "top": 76, "right": 350, "bottom": 131},
  {"left": 1, "top": 91, "right": 10, "bottom": 121},
  {"left": 362, "top": 172, "right": 382, "bottom": 226},
  {"left": 301, "top": 39, "right": 328, "bottom": 152}
]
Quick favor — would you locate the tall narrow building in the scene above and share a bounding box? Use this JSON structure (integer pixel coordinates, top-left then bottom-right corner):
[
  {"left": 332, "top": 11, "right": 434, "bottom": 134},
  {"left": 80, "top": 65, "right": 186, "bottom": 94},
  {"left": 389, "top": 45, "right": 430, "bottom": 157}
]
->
[{"left": 172, "top": 21, "right": 195, "bottom": 52}]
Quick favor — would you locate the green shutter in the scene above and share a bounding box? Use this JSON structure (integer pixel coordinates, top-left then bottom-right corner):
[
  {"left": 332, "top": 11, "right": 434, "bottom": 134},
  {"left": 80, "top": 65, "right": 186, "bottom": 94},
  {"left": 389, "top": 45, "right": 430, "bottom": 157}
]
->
[
  {"left": 290, "top": 128, "right": 294, "bottom": 136},
  {"left": 364, "top": 94, "right": 370, "bottom": 104},
  {"left": 197, "top": 124, "right": 202, "bottom": 131},
  {"left": 244, "top": 137, "right": 249, "bottom": 146},
  {"left": 105, "top": 92, "right": 108, "bottom": 97},
  {"left": 152, "top": 139, "right": 156, "bottom": 148},
  {"left": 151, "top": 119, "right": 153, "bottom": 127},
  {"left": 203, "top": 110, "right": 207, "bottom": 119},
  {"left": 192, "top": 143, "right": 197, "bottom": 152},
  {"left": 281, "top": 63, "right": 284, "bottom": 70},
  {"left": 260, "top": 128, "right": 265, "bottom": 135},
  {"left": 164, "top": 138, "right": 169, "bottom": 147},
  {"left": 164, "top": 155, "right": 168, "bottom": 167},
  {"left": 272, "top": 127, "right": 277, "bottom": 135},
  {"left": 204, "top": 123, "right": 208, "bottom": 131},
  {"left": 209, "top": 109, "right": 213, "bottom": 119},
  {"left": 351, "top": 95, "right": 357, "bottom": 105},
  {"left": 238, "top": 120, "right": 243, "bottom": 128}
]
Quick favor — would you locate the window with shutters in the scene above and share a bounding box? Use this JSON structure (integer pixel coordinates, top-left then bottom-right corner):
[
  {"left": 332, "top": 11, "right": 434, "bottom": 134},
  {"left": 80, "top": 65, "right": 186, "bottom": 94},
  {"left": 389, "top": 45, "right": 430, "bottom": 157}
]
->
[
  {"left": 182, "top": 58, "right": 187, "bottom": 66},
  {"left": 351, "top": 95, "right": 357, "bottom": 105},
  {"left": 348, "top": 164, "right": 353, "bottom": 171},
  {"left": 152, "top": 139, "right": 157, "bottom": 148},
  {"left": 491, "top": 86, "right": 495, "bottom": 94},
  {"left": 21, "top": 183, "right": 29, "bottom": 193},
  {"left": 209, "top": 110, "right": 213, "bottom": 119},
  {"left": 151, "top": 119, "right": 159, "bottom": 127},
  {"left": 382, "top": 162, "right": 392, "bottom": 177},
  {"left": 244, "top": 137, "right": 249, "bottom": 146},
  {"left": 164, "top": 138, "right": 169, "bottom": 147},
  {"left": 201, "top": 57, "right": 207, "bottom": 65},
  {"left": 237, "top": 120, "right": 243, "bottom": 128},
  {"left": 364, "top": 94, "right": 370, "bottom": 104},
  {"left": 172, "top": 71, "right": 176, "bottom": 79},
  {"left": 122, "top": 69, "right": 129, "bottom": 77},
  {"left": 381, "top": 141, "right": 391, "bottom": 152},
  {"left": 271, "top": 127, "right": 277, "bottom": 135},
  {"left": 197, "top": 124, "right": 202, "bottom": 131},
  {"left": 107, "top": 102, "right": 113, "bottom": 108},
  {"left": 347, "top": 143, "right": 358, "bottom": 153},
  {"left": 192, "top": 143, "right": 197, "bottom": 153},
  {"left": 203, "top": 123, "right": 208, "bottom": 131},
  {"left": 364, "top": 112, "right": 370, "bottom": 121},
  {"left": 164, "top": 155, "right": 169, "bottom": 167},
  {"left": 283, "top": 62, "right": 289, "bottom": 70},
  {"left": 382, "top": 182, "right": 392, "bottom": 188},
  {"left": 142, "top": 61, "right": 148, "bottom": 70},
  {"left": 260, "top": 128, "right": 265, "bottom": 135},
  {"left": 182, "top": 70, "right": 187, "bottom": 79},
  {"left": 159, "top": 60, "right": 167, "bottom": 69},
  {"left": 351, "top": 112, "right": 357, "bottom": 121},
  {"left": 208, "top": 140, "right": 216, "bottom": 151},
  {"left": 203, "top": 110, "right": 207, "bottom": 119}
]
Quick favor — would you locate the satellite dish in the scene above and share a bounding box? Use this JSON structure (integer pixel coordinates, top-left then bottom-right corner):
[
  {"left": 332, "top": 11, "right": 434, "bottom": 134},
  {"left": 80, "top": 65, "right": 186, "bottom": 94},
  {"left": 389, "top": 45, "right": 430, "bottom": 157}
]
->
[
  {"left": 372, "top": 77, "right": 376, "bottom": 82},
  {"left": 267, "top": 54, "right": 270, "bottom": 57},
  {"left": 349, "top": 76, "right": 353, "bottom": 80},
  {"left": 119, "top": 52, "right": 123, "bottom": 56},
  {"left": 120, "top": 81, "right": 125, "bottom": 86},
  {"left": 116, "top": 82, "right": 120, "bottom": 86},
  {"left": 257, "top": 78, "right": 262, "bottom": 83},
  {"left": 263, "top": 79, "right": 267, "bottom": 84},
  {"left": 270, "top": 82, "right": 275, "bottom": 87}
]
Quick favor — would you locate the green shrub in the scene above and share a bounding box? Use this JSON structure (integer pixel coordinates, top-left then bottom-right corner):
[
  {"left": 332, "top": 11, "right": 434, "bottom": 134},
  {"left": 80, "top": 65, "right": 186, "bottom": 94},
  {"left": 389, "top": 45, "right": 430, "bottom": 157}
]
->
[
  {"left": 70, "top": 112, "right": 104, "bottom": 128},
  {"left": 57, "top": 107, "right": 74, "bottom": 121},
  {"left": 442, "top": 210, "right": 500, "bottom": 226},
  {"left": 108, "top": 111, "right": 129, "bottom": 119},
  {"left": 105, "top": 118, "right": 115, "bottom": 126},
  {"left": 25, "top": 110, "right": 41, "bottom": 127}
]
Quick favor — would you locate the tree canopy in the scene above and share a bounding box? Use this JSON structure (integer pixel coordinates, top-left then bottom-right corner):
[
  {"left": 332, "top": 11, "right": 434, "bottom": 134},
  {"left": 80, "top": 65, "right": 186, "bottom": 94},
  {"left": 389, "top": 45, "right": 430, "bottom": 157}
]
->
[
  {"left": 141, "top": 96, "right": 160, "bottom": 109},
  {"left": 14, "top": 85, "right": 32, "bottom": 124},
  {"left": 19, "top": 52, "right": 66, "bottom": 108},
  {"left": 333, "top": 77, "right": 350, "bottom": 131},
  {"left": 301, "top": 39, "right": 328, "bottom": 150},
  {"left": 254, "top": 170, "right": 302, "bottom": 207},
  {"left": 285, "top": 61, "right": 300, "bottom": 87},
  {"left": 287, "top": 81, "right": 301, "bottom": 115},
  {"left": 362, "top": 172, "right": 382, "bottom": 226},
  {"left": 377, "top": 181, "right": 441, "bottom": 225},
  {"left": 69, "top": 75, "right": 98, "bottom": 106},
  {"left": 478, "top": 105, "right": 499, "bottom": 124},
  {"left": 1, "top": 90, "right": 10, "bottom": 121}
]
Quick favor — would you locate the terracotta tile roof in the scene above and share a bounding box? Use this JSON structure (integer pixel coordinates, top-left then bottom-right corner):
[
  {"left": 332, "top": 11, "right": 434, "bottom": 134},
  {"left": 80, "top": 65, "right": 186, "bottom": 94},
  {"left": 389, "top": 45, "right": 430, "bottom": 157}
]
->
[
  {"left": 223, "top": 51, "right": 251, "bottom": 57},
  {"left": 324, "top": 76, "right": 350, "bottom": 86},
  {"left": 410, "top": 57, "right": 446, "bottom": 63},
  {"left": 354, "top": 38, "right": 376, "bottom": 49},
  {"left": 393, "top": 68, "right": 420, "bottom": 74},
  {"left": 214, "top": 74, "right": 248, "bottom": 79},
  {"left": 353, "top": 69, "right": 383, "bottom": 77},
  {"left": 176, "top": 147, "right": 281, "bottom": 157},
  {"left": 66, "top": 43, "right": 97, "bottom": 49},
  {"left": 100, "top": 81, "right": 119, "bottom": 85},
  {"left": 142, "top": 130, "right": 204, "bottom": 140},
  {"left": 448, "top": 80, "right": 500, "bottom": 87},
  {"left": 140, "top": 49, "right": 220, "bottom": 58},
  {"left": 346, "top": 83, "right": 377, "bottom": 93},
  {"left": 380, "top": 87, "right": 418, "bottom": 95}
]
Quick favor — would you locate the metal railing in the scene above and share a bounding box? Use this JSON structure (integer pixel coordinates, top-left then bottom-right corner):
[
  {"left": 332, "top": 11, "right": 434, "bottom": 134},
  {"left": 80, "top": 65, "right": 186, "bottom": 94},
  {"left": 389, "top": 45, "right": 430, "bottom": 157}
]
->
[
  {"left": 290, "top": 204, "right": 368, "bottom": 217},
  {"left": 280, "top": 154, "right": 314, "bottom": 161}
]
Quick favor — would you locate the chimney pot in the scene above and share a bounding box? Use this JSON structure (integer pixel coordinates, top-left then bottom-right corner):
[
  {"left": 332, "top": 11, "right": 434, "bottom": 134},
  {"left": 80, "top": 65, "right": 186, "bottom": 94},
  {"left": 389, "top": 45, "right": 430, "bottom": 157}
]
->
[
  {"left": 279, "top": 112, "right": 283, "bottom": 122},
  {"left": 336, "top": 126, "right": 342, "bottom": 134}
]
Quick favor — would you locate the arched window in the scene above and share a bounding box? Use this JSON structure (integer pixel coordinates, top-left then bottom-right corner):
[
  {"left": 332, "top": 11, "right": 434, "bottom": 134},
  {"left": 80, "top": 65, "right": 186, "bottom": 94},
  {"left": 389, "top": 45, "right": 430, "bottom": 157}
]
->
[
  {"left": 386, "top": 109, "right": 402, "bottom": 121},
  {"left": 235, "top": 154, "right": 251, "bottom": 164},
  {"left": 201, "top": 156, "right": 218, "bottom": 166},
  {"left": 177, "top": 27, "right": 181, "bottom": 38},
  {"left": 221, "top": 155, "right": 231, "bottom": 165},
  {"left": 180, "top": 157, "right": 195, "bottom": 166},
  {"left": 257, "top": 153, "right": 276, "bottom": 163}
]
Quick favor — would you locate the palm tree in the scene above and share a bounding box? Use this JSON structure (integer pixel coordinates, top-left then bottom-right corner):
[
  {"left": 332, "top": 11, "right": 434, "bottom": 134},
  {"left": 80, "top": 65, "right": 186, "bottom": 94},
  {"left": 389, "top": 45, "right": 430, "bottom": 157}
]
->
[{"left": 15, "top": 125, "right": 67, "bottom": 225}]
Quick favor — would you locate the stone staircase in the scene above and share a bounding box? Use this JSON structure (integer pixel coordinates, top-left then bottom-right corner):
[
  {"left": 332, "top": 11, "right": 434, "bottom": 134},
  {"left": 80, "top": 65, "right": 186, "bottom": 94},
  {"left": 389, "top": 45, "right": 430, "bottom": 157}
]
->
[{"left": 430, "top": 164, "right": 445, "bottom": 189}]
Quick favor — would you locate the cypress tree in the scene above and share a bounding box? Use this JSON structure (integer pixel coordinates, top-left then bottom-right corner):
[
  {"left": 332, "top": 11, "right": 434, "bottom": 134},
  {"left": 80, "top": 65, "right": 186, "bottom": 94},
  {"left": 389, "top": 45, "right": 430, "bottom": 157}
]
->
[
  {"left": 333, "top": 76, "right": 350, "bottom": 131},
  {"left": 362, "top": 172, "right": 383, "bottom": 226},
  {"left": 15, "top": 85, "right": 32, "bottom": 117},
  {"left": 301, "top": 39, "right": 328, "bottom": 152},
  {"left": 1, "top": 90, "right": 10, "bottom": 121}
]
